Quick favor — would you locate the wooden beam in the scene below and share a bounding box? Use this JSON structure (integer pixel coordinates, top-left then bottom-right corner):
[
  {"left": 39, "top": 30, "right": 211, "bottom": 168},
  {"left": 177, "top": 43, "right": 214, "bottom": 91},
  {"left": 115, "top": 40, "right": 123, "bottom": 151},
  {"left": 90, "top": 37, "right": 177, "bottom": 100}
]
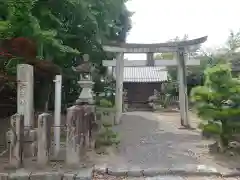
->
[{"left": 102, "top": 59, "right": 200, "bottom": 67}]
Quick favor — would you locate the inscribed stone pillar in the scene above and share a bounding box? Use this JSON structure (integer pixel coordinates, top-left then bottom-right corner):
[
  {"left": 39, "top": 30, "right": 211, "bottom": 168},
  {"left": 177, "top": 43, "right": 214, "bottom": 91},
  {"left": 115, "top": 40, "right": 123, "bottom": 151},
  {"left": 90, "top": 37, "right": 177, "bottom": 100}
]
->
[
  {"left": 177, "top": 48, "right": 189, "bottom": 127},
  {"left": 37, "top": 113, "right": 51, "bottom": 166},
  {"left": 17, "top": 64, "right": 34, "bottom": 128},
  {"left": 115, "top": 53, "right": 124, "bottom": 124},
  {"left": 9, "top": 114, "right": 24, "bottom": 168},
  {"left": 66, "top": 106, "right": 80, "bottom": 166}
]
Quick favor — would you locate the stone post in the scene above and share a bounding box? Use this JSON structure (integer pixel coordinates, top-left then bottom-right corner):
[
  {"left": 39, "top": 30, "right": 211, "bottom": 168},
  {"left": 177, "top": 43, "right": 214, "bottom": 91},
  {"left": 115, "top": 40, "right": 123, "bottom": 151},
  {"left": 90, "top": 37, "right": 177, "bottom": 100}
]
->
[
  {"left": 115, "top": 52, "right": 124, "bottom": 124},
  {"left": 37, "top": 113, "right": 51, "bottom": 166},
  {"left": 123, "top": 89, "right": 128, "bottom": 112},
  {"left": 17, "top": 64, "right": 34, "bottom": 128},
  {"left": 177, "top": 48, "right": 189, "bottom": 127},
  {"left": 83, "top": 106, "right": 92, "bottom": 149},
  {"left": 89, "top": 110, "right": 97, "bottom": 149},
  {"left": 9, "top": 114, "right": 24, "bottom": 168},
  {"left": 53, "top": 75, "right": 62, "bottom": 157},
  {"left": 66, "top": 106, "right": 80, "bottom": 166}
]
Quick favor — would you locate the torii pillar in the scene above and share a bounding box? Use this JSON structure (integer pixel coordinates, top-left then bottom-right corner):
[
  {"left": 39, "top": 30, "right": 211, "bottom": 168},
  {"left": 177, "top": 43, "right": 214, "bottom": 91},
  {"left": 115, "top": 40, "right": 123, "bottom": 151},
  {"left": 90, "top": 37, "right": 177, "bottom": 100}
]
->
[
  {"left": 177, "top": 48, "right": 189, "bottom": 127},
  {"left": 115, "top": 53, "right": 124, "bottom": 124}
]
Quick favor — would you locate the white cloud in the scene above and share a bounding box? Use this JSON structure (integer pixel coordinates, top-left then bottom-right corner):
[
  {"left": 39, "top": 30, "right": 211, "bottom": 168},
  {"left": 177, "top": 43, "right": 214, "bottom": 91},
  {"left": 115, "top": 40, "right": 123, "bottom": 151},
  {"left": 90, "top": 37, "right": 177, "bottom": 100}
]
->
[{"left": 125, "top": 0, "right": 240, "bottom": 60}]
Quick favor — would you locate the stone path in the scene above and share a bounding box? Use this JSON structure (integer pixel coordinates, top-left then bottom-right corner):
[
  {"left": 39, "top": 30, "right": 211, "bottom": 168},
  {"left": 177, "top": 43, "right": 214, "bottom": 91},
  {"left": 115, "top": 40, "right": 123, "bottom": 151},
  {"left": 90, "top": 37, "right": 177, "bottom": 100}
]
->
[{"left": 107, "top": 112, "right": 230, "bottom": 172}]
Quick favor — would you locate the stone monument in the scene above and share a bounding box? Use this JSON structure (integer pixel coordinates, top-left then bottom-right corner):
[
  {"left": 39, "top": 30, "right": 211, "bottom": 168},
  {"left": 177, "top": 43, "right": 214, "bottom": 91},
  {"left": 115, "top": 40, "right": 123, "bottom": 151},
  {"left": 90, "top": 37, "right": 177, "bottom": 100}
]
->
[
  {"left": 66, "top": 106, "right": 80, "bottom": 165},
  {"left": 37, "top": 113, "right": 51, "bottom": 166},
  {"left": 8, "top": 114, "right": 24, "bottom": 168},
  {"left": 17, "top": 64, "right": 34, "bottom": 128},
  {"left": 72, "top": 54, "right": 95, "bottom": 105}
]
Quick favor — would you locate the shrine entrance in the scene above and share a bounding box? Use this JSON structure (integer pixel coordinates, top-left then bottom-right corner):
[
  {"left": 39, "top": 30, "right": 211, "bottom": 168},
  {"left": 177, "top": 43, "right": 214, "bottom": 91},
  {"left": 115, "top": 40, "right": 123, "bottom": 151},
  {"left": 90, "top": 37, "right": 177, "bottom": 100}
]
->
[{"left": 102, "top": 36, "right": 208, "bottom": 127}]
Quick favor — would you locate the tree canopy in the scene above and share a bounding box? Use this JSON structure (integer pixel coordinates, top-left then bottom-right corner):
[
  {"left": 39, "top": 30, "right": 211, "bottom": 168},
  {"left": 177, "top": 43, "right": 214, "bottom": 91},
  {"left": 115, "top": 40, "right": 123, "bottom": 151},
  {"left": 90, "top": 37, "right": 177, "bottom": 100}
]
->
[{"left": 0, "top": 0, "right": 132, "bottom": 113}]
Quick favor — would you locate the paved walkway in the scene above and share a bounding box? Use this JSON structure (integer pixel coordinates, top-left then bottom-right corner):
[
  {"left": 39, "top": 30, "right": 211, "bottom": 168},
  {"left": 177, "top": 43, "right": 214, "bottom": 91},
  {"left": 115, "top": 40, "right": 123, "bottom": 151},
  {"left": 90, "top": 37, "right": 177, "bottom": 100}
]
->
[{"left": 107, "top": 112, "right": 228, "bottom": 171}]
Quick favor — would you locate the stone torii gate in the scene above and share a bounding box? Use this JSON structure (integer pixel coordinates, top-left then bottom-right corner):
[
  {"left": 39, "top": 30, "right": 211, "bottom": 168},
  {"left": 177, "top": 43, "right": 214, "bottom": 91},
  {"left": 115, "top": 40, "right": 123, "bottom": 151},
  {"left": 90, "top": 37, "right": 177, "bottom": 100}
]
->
[{"left": 103, "top": 36, "right": 208, "bottom": 127}]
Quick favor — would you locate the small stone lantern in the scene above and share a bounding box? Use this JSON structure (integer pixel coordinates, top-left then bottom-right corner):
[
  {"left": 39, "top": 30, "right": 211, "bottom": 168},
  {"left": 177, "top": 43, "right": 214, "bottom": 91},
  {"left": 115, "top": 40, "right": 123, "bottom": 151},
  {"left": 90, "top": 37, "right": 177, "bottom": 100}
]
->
[{"left": 72, "top": 54, "right": 95, "bottom": 105}]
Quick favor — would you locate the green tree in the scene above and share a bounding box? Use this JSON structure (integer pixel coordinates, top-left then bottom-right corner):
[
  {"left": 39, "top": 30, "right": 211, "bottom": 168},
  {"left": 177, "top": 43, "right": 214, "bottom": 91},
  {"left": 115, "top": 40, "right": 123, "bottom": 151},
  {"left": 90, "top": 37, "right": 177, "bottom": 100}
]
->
[
  {"left": 191, "top": 64, "right": 240, "bottom": 150},
  {"left": 0, "top": 0, "right": 132, "bottom": 111}
]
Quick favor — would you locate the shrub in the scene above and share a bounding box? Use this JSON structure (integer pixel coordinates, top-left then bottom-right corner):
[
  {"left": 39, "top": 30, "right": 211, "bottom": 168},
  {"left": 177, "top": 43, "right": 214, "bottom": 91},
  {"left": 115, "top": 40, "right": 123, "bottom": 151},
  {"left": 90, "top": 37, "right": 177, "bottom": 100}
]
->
[
  {"left": 191, "top": 63, "right": 240, "bottom": 150},
  {"left": 99, "top": 98, "right": 113, "bottom": 108},
  {"left": 95, "top": 120, "right": 120, "bottom": 149}
]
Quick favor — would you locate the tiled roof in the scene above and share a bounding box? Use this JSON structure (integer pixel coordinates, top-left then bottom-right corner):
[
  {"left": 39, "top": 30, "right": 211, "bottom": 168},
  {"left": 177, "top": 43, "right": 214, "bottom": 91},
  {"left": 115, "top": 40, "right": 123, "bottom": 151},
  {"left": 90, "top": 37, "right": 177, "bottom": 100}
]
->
[{"left": 112, "top": 67, "right": 168, "bottom": 82}]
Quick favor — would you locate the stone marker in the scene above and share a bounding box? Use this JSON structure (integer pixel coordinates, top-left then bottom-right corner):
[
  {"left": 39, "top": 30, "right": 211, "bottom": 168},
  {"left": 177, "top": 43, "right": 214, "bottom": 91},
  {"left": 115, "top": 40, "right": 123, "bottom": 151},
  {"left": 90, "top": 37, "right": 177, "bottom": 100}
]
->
[
  {"left": 66, "top": 106, "right": 80, "bottom": 166},
  {"left": 9, "top": 114, "right": 24, "bottom": 168},
  {"left": 17, "top": 64, "right": 34, "bottom": 128},
  {"left": 37, "top": 113, "right": 51, "bottom": 166}
]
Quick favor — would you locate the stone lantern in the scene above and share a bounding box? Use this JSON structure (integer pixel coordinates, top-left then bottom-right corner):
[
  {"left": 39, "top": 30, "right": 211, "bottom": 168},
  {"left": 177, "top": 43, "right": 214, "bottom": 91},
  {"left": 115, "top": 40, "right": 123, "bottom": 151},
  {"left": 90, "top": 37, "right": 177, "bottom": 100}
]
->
[{"left": 72, "top": 54, "right": 95, "bottom": 105}]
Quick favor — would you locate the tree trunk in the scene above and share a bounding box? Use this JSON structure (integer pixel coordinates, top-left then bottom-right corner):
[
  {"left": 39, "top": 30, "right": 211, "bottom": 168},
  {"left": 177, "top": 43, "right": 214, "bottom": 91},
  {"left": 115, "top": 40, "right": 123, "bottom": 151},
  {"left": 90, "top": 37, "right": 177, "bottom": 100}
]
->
[{"left": 219, "top": 120, "right": 230, "bottom": 152}]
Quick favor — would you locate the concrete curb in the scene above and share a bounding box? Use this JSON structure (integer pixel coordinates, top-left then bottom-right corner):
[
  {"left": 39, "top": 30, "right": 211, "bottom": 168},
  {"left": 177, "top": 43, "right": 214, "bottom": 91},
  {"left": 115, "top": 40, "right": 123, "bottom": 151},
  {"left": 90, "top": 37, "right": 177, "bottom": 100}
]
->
[
  {"left": 0, "top": 168, "right": 93, "bottom": 180},
  {"left": 0, "top": 166, "right": 240, "bottom": 179},
  {"left": 93, "top": 164, "right": 240, "bottom": 178},
  {"left": 222, "top": 172, "right": 240, "bottom": 178}
]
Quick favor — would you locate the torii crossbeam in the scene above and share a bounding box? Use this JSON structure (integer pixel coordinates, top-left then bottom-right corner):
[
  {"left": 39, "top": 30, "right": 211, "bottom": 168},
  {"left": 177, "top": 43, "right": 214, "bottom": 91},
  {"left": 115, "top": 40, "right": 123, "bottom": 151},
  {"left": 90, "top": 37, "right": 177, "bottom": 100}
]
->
[{"left": 102, "top": 36, "right": 208, "bottom": 127}]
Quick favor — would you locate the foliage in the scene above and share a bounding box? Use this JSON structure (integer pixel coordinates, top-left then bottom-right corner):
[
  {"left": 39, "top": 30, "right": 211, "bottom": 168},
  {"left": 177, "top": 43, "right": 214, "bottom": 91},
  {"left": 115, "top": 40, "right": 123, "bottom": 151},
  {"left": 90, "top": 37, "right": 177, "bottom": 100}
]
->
[
  {"left": 162, "top": 81, "right": 178, "bottom": 96},
  {"left": 95, "top": 120, "right": 120, "bottom": 149},
  {"left": 162, "top": 94, "right": 171, "bottom": 108},
  {"left": 191, "top": 63, "right": 240, "bottom": 149},
  {"left": 0, "top": 0, "right": 132, "bottom": 112},
  {"left": 99, "top": 98, "right": 113, "bottom": 108}
]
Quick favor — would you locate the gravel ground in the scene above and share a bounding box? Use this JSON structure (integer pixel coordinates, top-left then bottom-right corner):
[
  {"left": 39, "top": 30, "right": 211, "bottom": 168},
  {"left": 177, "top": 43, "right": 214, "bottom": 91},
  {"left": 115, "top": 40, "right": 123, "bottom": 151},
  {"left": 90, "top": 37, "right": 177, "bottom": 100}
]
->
[{"left": 107, "top": 112, "right": 223, "bottom": 170}]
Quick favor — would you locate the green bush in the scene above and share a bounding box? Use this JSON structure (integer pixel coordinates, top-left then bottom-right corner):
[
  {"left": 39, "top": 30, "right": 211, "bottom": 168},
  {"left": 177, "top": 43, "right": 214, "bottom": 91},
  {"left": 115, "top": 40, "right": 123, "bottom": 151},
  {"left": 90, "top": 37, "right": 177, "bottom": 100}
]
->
[
  {"left": 191, "top": 63, "right": 240, "bottom": 149},
  {"left": 163, "top": 94, "right": 171, "bottom": 108},
  {"left": 102, "top": 120, "right": 113, "bottom": 128},
  {"left": 95, "top": 121, "right": 120, "bottom": 149},
  {"left": 99, "top": 98, "right": 113, "bottom": 108}
]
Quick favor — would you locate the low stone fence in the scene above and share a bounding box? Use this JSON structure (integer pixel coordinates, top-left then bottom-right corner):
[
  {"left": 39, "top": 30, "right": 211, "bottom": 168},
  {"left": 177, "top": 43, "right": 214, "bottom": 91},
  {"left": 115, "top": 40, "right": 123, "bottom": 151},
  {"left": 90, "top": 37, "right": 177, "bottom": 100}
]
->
[{"left": 3, "top": 104, "right": 97, "bottom": 169}]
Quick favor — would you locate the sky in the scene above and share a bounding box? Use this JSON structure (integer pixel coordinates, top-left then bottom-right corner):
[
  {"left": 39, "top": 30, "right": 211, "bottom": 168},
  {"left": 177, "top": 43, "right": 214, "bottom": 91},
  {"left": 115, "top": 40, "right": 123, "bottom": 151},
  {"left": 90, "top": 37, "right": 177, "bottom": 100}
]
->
[{"left": 124, "top": 0, "right": 240, "bottom": 60}]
